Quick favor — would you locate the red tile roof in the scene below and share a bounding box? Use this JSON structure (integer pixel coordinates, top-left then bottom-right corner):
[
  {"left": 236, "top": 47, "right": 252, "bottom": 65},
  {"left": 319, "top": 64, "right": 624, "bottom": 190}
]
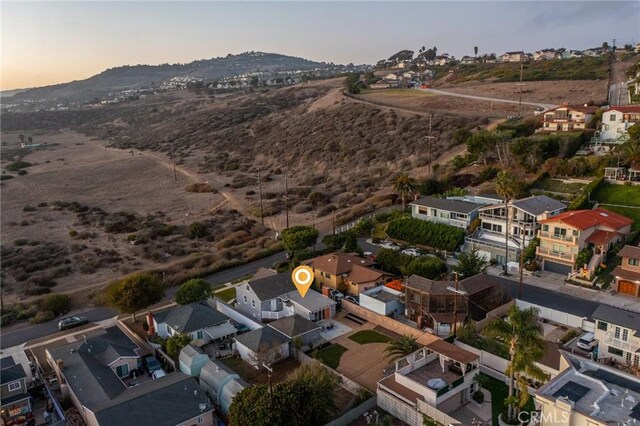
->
[
  {"left": 607, "top": 105, "right": 640, "bottom": 114},
  {"left": 545, "top": 104, "right": 599, "bottom": 114},
  {"left": 585, "top": 230, "right": 622, "bottom": 245},
  {"left": 540, "top": 208, "right": 633, "bottom": 231},
  {"left": 303, "top": 252, "right": 375, "bottom": 276}
]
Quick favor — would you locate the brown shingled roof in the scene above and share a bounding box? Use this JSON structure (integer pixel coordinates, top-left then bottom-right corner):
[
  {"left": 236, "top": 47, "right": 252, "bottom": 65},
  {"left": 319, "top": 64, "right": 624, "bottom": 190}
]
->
[
  {"left": 612, "top": 266, "right": 640, "bottom": 282},
  {"left": 426, "top": 340, "right": 478, "bottom": 364},
  {"left": 618, "top": 245, "right": 640, "bottom": 260},
  {"left": 378, "top": 375, "right": 424, "bottom": 405},
  {"left": 346, "top": 264, "right": 393, "bottom": 284},
  {"left": 303, "top": 252, "right": 376, "bottom": 276}
]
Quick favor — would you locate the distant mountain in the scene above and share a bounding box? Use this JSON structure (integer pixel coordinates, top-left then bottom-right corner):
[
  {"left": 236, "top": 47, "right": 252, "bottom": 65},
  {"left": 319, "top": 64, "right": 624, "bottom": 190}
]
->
[{"left": 9, "top": 52, "right": 335, "bottom": 103}]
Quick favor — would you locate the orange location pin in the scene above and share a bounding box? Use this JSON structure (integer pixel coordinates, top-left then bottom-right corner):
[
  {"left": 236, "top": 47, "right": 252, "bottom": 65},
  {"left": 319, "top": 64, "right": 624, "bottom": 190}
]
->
[{"left": 292, "top": 265, "right": 314, "bottom": 298}]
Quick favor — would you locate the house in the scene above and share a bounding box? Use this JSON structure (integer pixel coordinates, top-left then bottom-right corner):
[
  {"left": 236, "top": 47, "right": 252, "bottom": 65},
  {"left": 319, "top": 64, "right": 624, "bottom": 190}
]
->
[
  {"left": 198, "top": 360, "right": 248, "bottom": 416},
  {"left": 599, "top": 105, "right": 640, "bottom": 143},
  {"left": 612, "top": 245, "right": 640, "bottom": 298},
  {"left": 404, "top": 274, "right": 499, "bottom": 333},
  {"left": 535, "top": 354, "right": 640, "bottom": 426},
  {"left": 1, "top": 357, "right": 33, "bottom": 425},
  {"left": 500, "top": 51, "right": 524, "bottom": 62},
  {"left": 377, "top": 342, "right": 480, "bottom": 426},
  {"left": 359, "top": 285, "right": 404, "bottom": 318},
  {"left": 178, "top": 344, "right": 209, "bottom": 377},
  {"left": 46, "top": 327, "right": 215, "bottom": 426},
  {"left": 541, "top": 103, "right": 599, "bottom": 132},
  {"left": 153, "top": 302, "right": 237, "bottom": 344},
  {"left": 533, "top": 49, "right": 559, "bottom": 61},
  {"left": 234, "top": 326, "right": 291, "bottom": 368},
  {"left": 591, "top": 304, "right": 640, "bottom": 367},
  {"left": 369, "top": 82, "right": 390, "bottom": 89},
  {"left": 465, "top": 195, "right": 567, "bottom": 264},
  {"left": 266, "top": 315, "right": 322, "bottom": 350},
  {"left": 433, "top": 55, "right": 454, "bottom": 66},
  {"left": 235, "top": 270, "right": 336, "bottom": 322},
  {"left": 561, "top": 50, "right": 584, "bottom": 59},
  {"left": 582, "top": 47, "right": 603, "bottom": 57},
  {"left": 410, "top": 196, "right": 483, "bottom": 229},
  {"left": 460, "top": 56, "right": 475, "bottom": 65},
  {"left": 304, "top": 252, "right": 393, "bottom": 295},
  {"left": 536, "top": 208, "right": 633, "bottom": 275}
]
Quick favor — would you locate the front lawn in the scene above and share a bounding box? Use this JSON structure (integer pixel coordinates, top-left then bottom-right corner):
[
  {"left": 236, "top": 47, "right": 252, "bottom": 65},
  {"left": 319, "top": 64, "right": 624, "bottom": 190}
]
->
[
  {"left": 348, "top": 330, "right": 393, "bottom": 345},
  {"left": 313, "top": 344, "right": 348, "bottom": 369},
  {"left": 479, "top": 373, "right": 535, "bottom": 426},
  {"left": 215, "top": 287, "right": 237, "bottom": 303},
  {"left": 592, "top": 182, "right": 640, "bottom": 207}
]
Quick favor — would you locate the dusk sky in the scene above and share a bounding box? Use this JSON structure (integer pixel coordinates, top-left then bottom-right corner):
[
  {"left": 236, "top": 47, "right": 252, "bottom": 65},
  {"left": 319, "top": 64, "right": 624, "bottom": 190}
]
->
[{"left": 2, "top": 1, "right": 639, "bottom": 90}]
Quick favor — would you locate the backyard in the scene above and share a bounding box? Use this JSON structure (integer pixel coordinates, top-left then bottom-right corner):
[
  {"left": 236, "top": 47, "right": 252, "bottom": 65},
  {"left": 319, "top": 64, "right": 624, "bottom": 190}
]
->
[
  {"left": 480, "top": 373, "right": 535, "bottom": 426},
  {"left": 592, "top": 182, "right": 640, "bottom": 207},
  {"left": 312, "top": 343, "right": 348, "bottom": 370},
  {"left": 348, "top": 330, "right": 393, "bottom": 345},
  {"left": 531, "top": 176, "right": 586, "bottom": 203}
]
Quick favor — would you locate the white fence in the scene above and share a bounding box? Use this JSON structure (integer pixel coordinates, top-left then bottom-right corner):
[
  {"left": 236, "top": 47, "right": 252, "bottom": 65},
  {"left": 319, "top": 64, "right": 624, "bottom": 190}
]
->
[
  {"left": 214, "top": 298, "right": 263, "bottom": 330},
  {"left": 324, "top": 397, "right": 376, "bottom": 426},
  {"left": 516, "top": 300, "right": 594, "bottom": 332},
  {"left": 417, "top": 399, "right": 462, "bottom": 425}
]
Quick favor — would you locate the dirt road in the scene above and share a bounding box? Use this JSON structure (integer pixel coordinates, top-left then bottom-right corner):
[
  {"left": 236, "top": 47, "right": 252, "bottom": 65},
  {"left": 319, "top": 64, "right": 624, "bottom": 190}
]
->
[{"left": 418, "top": 87, "right": 555, "bottom": 110}]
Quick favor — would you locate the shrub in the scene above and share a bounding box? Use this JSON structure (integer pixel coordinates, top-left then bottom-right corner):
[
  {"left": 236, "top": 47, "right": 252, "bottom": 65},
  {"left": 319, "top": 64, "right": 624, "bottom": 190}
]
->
[
  {"left": 23, "top": 205, "right": 36, "bottom": 212},
  {"left": 472, "top": 391, "right": 485, "bottom": 404},
  {"left": 522, "top": 238, "right": 540, "bottom": 263},
  {"left": 187, "top": 222, "right": 208, "bottom": 239},
  {"left": 17, "top": 170, "right": 28, "bottom": 176},
  {"left": 387, "top": 217, "right": 465, "bottom": 251},
  {"left": 6, "top": 161, "right": 32, "bottom": 171},
  {"left": 30, "top": 311, "right": 55, "bottom": 324},
  {"left": 0, "top": 175, "right": 14, "bottom": 180},
  {"left": 185, "top": 183, "right": 216, "bottom": 193},
  {"left": 40, "top": 294, "right": 71, "bottom": 315}
]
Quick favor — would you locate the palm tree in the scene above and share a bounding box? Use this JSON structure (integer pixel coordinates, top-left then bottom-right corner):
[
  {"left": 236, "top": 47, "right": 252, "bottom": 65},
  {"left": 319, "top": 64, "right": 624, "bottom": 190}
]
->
[
  {"left": 495, "top": 170, "right": 521, "bottom": 275},
  {"left": 393, "top": 173, "right": 417, "bottom": 211},
  {"left": 454, "top": 248, "right": 488, "bottom": 277},
  {"left": 385, "top": 334, "right": 420, "bottom": 359},
  {"left": 621, "top": 139, "right": 640, "bottom": 169},
  {"left": 483, "top": 305, "right": 548, "bottom": 423},
  {"left": 474, "top": 46, "right": 479, "bottom": 57}
]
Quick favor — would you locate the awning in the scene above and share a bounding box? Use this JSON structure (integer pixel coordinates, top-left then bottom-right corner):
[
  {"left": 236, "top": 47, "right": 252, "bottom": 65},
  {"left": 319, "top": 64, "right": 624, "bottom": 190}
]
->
[{"left": 204, "top": 322, "right": 238, "bottom": 341}]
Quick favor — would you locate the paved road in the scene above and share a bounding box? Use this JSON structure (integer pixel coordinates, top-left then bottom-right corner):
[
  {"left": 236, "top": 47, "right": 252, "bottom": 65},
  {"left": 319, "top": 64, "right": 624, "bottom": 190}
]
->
[{"left": 418, "top": 87, "right": 556, "bottom": 110}]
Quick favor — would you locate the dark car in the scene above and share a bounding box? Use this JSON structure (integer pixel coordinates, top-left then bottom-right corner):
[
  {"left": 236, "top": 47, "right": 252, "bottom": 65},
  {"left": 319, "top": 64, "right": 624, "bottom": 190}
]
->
[
  {"left": 58, "top": 316, "right": 89, "bottom": 331},
  {"left": 142, "top": 355, "right": 162, "bottom": 376}
]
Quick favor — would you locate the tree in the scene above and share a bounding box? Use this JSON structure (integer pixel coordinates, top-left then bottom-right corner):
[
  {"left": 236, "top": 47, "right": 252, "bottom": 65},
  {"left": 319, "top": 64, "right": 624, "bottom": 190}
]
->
[
  {"left": 287, "top": 363, "right": 338, "bottom": 421},
  {"left": 495, "top": 171, "right": 521, "bottom": 273},
  {"left": 40, "top": 294, "right": 71, "bottom": 316},
  {"left": 344, "top": 73, "right": 361, "bottom": 94},
  {"left": 106, "top": 273, "right": 164, "bottom": 321},
  {"left": 474, "top": 46, "right": 479, "bottom": 57},
  {"left": 282, "top": 225, "right": 319, "bottom": 256},
  {"left": 343, "top": 231, "right": 363, "bottom": 254},
  {"left": 175, "top": 279, "right": 211, "bottom": 305},
  {"left": 602, "top": 41, "right": 610, "bottom": 52},
  {"left": 453, "top": 248, "right": 489, "bottom": 277},
  {"left": 483, "top": 305, "right": 548, "bottom": 423},
  {"left": 166, "top": 332, "right": 192, "bottom": 357},
  {"left": 27, "top": 136, "right": 33, "bottom": 144},
  {"left": 402, "top": 257, "right": 446, "bottom": 279},
  {"left": 322, "top": 233, "right": 346, "bottom": 251},
  {"left": 385, "top": 334, "right": 420, "bottom": 359},
  {"left": 393, "top": 172, "right": 417, "bottom": 210},
  {"left": 187, "top": 222, "right": 207, "bottom": 239}
]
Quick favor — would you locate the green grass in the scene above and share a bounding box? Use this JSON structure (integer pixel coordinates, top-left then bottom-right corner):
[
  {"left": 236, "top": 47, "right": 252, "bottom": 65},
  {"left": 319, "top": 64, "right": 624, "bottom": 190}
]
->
[
  {"left": 479, "top": 373, "right": 535, "bottom": 426},
  {"left": 534, "top": 176, "right": 585, "bottom": 194},
  {"left": 600, "top": 205, "right": 640, "bottom": 232},
  {"left": 348, "top": 330, "right": 393, "bottom": 345},
  {"left": 313, "top": 344, "right": 348, "bottom": 369},
  {"left": 592, "top": 182, "right": 640, "bottom": 207},
  {"left": 215, "top": 287, "right": 237, "bottom": 303}
]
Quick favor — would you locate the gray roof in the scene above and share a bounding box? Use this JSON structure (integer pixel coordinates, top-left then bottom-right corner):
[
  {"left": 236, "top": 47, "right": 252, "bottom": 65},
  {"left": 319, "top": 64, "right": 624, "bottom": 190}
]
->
[
  {"left": 592, "top": 304, "right": 640, "bottom": 330},
  {"left": 155, "top": 302, "right": 229, "bottom": 333},
  {"left": 267, "top": 315, "right": 321, "bottom": 338},
  {"left": 511, "top": 195, "right": 566, "bottom": 216},
  {"left": 179, "top": 344, "right": 206, "bottom": 368},
  {"left": 411, "top": 196, "right": 481, "bottom": 214},
  {"left": 0, "top": 356, "right": 16, "bottom": 370},
  {"left": 247, "top": 272, "right": 294, "bottom": 301},
  {"left": 46, "top": 327, "right": 138, "bottom": 409},
  {"left": 234, "top": 326, "right": 290, "bottom": 353},
  {"left": 1, "top": 363, "right": 25, "bottom": 383},
  {"left": 93, "top": 373, "right": 213, "bottom": 426},
  {"left": 285, "top": 289, "right": 336, "bottom": 313}
]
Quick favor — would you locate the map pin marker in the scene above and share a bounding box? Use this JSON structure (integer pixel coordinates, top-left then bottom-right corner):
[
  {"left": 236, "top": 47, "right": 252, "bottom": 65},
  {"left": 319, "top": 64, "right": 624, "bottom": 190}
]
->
[{"left": 291, "top": 265, "right": 314, "bottom": 298}]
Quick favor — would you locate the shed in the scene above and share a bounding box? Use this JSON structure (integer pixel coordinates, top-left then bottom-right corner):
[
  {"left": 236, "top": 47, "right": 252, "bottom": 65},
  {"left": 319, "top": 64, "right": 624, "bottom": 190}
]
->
[{"left": 178, "top": 344, "right": 209, "bottom": 377}]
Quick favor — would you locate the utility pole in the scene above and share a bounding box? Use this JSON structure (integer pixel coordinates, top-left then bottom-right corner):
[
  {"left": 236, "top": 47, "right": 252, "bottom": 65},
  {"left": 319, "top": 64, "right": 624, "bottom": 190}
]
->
[
  {"left": 518, "top": 53, "right": 524, "bottom": 117},
  {"left": 283, "top": 167, "right": 290, "bottom": 229},
  {"left": 612, "top": 38, "right": 617, "bottom": 51},
  {"left": 170, "top": 142, "right": 177, "bottom": 182},
  {"left": 262, "top": 362, "right": 274, "bottom": 408},
  {"left": 258, "top": 167, "right": 265, "bottom": 226},
  {"left": 453, "top": 272, "right": 459, "bottom": 336},
  {"left": 426, "top": 114, "right": 435, "bottom": 174},
  {"left": 519, "top": 228, "right": 525, "bottom": 300},
  {"left": 332, "top": 210, "right": 336, "bottom": 235}
]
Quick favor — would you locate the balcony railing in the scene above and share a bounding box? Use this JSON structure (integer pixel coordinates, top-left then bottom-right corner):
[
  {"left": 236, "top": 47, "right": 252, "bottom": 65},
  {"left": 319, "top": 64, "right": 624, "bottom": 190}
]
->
[
  {"left": 262, "top": 310, "right": 287, "bottom": 320},
  {"left": 538, "top": 231, "right": 577, "bottom": 244},
  {"left": 604, "top": 333, "right": 635, "bottom": 352},
  {"left": 536, "top": 247, "right": 575, "bottom": 262}
]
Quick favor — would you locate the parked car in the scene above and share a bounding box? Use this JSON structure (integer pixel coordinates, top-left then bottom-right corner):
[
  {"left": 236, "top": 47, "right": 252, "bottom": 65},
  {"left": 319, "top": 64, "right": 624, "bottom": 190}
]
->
[
  {"left": 576, "top": 332, "right": 598, "bottom": 351},
  {"left": 152, "top": 369, "right": 167, "bottom": 379},
  {"left": 58, "top": 316, "right": 89, "bottom": 331},
  {"left": 363, "top": 251, "right": 374, "bottom": 259},
  {"left": 344, "top": 295, "right": 359, "bottom": 305},
  {"left": 142, "top": 355, "right": 162, "bottom": 376},
  {"left": 380, "top": 241, "right": 400, "bottom": 251},
  {"left": 329, "top": 289, "right": 344, "bottom": 303},
  {"left": 402, "top": 248, "right": 421, "bottom": 257}
]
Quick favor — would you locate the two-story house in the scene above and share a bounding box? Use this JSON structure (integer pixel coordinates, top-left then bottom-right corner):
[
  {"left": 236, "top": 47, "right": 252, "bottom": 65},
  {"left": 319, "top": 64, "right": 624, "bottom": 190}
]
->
[
  {"left": 500, "top": 51, "right": 525, "bottom": 62},
  {"left": 377, "top": 341, "right": 480, "bottom": 426},
  {"left": 303, "top": 252, "right": 393, "bottom": 295},
  {"left": 541, "top": 103, "right": 599, "bottom": 132},
  {"left": 600, "top": 105, "right": 640, "bottom": 143},
  {"left": 591, "top": 304, "right": 640, "bottom": 368},
  {"left": 410, "top": 196, "right": 483, "bottom": 230},
  {"left": 1, "top": 357, "right": 32, "bottom": 425},
  {"left": 536, "top": 208, "right": 632, "bottom": 275},
  {"left": 235, "top": 270, "right": 336, "bottom": 322},
  {"left": 465, "top": 195, "right": 566, "bottom": 264},
  {"left": 613, "top": 245, "right": 640, "bottom": 298},
  {"left": 533, "top": 49, "right": 559, "bottom": 61},
  {"left": 152, "top": 302, "right": 237, "bottom": 344},
  {"left": 46, "top": 327, "right": 216, "bottom": 426}
]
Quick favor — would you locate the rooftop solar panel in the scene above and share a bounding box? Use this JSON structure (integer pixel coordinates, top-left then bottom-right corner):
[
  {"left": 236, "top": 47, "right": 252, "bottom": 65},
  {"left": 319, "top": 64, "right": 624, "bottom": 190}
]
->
[
  {"left": 631, "top": 402, "right": 640, "bottom": 421},
  {"left": 586, "top": 369, "right": 640, "bottom": 394},
  {"left": 553, "top": 381, "right": 590, "bottom": 403}
]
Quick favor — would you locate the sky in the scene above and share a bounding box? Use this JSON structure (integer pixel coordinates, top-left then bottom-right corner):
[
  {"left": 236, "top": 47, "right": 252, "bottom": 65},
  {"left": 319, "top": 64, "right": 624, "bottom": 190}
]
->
[{"left": 1, "top": 1, "right": 639, "bottom": 90}]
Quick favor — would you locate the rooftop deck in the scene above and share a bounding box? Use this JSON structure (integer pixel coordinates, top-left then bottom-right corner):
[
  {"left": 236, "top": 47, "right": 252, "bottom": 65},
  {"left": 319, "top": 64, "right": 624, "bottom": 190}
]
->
[{"left": 406, "top": 358, "right": 462, "bottom": 386}]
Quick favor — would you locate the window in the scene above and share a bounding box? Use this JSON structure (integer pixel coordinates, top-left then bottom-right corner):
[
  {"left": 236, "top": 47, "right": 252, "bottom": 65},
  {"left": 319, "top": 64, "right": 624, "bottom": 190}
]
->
[
  {"left": 198, "top": 416, "right": 204, "bottom": 424},
  {"left": 622, "top": 329, "right": 629, "bottom": 341},
  {"left": 116, "top": 364, "right": 129, "bottom": 378},
  {"left": 634, "top": 355, "right": 640, "bottom": 367},
  {"left": 326, "top": 273, "right": 331, "bottom": 278},
  {"left": 608, "top": 346, "right": 624, "bottom": 356},
  {"left": 597, "top": 321, "right": 608, "bottom": 331},
  {"left": 627, "top": 352, "right": 633, "bottom": 364},
  {"left": 431, "top": 208, "right": 438, "bottom": 217},
  {"left": 7, "top": 381, "right": 21, "bottom": 392},
  {"left": 610, "top": 114, "right": 616, "bottom": 121},
  {"left": 246, "top": 284, "right": 250, "bottom": 291},
  {"left": 243, "top": 295, "right": 248, "bottom": 304},
  {"left": 615, "top": 326, "right": 621, "bottom": 339},
  {"left": 251, "top": 300, "right": 255, "bottom": 308},
  {"left": 629, "top": 258, "right": 640, "bottom": 266},
  {"left": 572, "top": 230, "right": 579, "bottom": 237},
  {"left": 553, "top": 227, "right": 567, "bottom": 237},
  {"left": 542, "top": 224, "right": 549, "bottom": 232},
  {"left": 197, "top": 330, "right": 203, "bottom": 339},
  {"left": 552, "top": 243, "right": 565, "bottom": 254}
]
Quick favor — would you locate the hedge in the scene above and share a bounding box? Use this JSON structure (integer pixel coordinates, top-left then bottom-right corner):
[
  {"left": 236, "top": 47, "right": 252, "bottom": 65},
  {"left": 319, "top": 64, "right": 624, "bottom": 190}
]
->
[
  {"left": 568, "top": 176, "right": 604, "bottom": 210},
  {"left": 387, "top": 217, "right": 465, "bottom": 251}
]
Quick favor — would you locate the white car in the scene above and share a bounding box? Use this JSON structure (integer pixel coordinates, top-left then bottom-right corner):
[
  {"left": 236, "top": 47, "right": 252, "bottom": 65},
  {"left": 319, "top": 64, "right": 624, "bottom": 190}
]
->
[
  {"left": 152, "top": 369, "right": 167, "bottom": 379},
  {"left": 380, "top": 242, "right": 400, "bottom": 251},
  {"left": 402, "top": 248, "right": 421, "bottom": 257},
  {"left": 576, "top": 332, "right": 597, "bottom": 351}
]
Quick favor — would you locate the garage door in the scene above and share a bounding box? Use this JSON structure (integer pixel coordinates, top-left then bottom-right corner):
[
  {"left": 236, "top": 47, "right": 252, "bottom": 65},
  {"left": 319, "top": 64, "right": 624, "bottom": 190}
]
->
[
  {"left": 544, "top": 261, "right": 572, "bottom": 275},
  {"left": 618, "top": 280, "right": 638, "bottom": 296}
]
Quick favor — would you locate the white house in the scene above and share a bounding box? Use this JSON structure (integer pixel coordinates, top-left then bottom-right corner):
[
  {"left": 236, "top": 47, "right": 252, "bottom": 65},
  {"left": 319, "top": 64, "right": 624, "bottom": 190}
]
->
[
  {"left": 591, "top": 304, "right": 640, "bottom": 367},
  {"left": 359, "top": 286, "right": 404, "bottom": 318},
  {"left": 533, "top": 49, "right": 558, "bottom": 61},
  {"left": 410, "top": 196, "right": 484, "bottom": 230},
  {"left": 600, "top": 105, "right": 640, "bottom": 143},
  {"left": 153, "top": 302, "right": 237, "bottom": 344},
  {"left": 500, "top": 51, "right": 525, "bottom": 62}
]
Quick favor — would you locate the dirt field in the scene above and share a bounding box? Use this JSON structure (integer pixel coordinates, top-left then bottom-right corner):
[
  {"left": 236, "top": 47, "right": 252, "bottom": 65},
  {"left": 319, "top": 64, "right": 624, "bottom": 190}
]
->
[{"left": 0, "top": 130, "right": 274, "bottom": 303}]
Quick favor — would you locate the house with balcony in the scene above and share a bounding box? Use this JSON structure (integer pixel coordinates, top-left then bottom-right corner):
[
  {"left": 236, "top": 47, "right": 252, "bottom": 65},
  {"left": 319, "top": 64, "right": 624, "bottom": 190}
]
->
[
  {"left": 599, "top": 105, "right": 640, "bottom": 143},
  {"left": 236, "top": 270, "right": 336, "bottom": 322},
  {"left": 541, "top": 103, "right": 598, "bottom": 132},
  {"left": 592, "top": 304, "right": 640, "bottom": 368},
  {"left": 536, "top": 354, "right": 640, "bottom": 426},
  {"left": 377, "top": 341, "right": 480, "bottom": 426},
  {"left": 153, "top": 302, "right": 237, "bottom": 344},
  {"left": 303, "top": 252, "right": 393, "bottom": 295},
  {"left": 1, "top": 357, "right": 33, "bottom": 426},
  {"left": 410, "top": 196, "right": 483, "bottom": 230},
  {"left": 465, "top": 195, "right": 566, "bottom": 264},
  {"left": 612, "top": 245, "right": 640, "bottom": 298},
  {"left": 536, "top": 208, "right": 632, "bottom": 275}
]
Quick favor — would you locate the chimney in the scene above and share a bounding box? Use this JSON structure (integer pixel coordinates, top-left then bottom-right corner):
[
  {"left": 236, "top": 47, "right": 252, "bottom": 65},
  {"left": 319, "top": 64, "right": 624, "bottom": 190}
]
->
[{"left": 147, "top": 311, "right": 155, "bottom": 336}]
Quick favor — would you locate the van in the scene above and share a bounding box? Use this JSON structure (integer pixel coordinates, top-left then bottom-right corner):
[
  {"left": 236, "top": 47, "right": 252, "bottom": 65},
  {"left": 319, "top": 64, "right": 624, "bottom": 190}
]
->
[{"left": 576, "top": 332, "right": 597, "bottom": 351}]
